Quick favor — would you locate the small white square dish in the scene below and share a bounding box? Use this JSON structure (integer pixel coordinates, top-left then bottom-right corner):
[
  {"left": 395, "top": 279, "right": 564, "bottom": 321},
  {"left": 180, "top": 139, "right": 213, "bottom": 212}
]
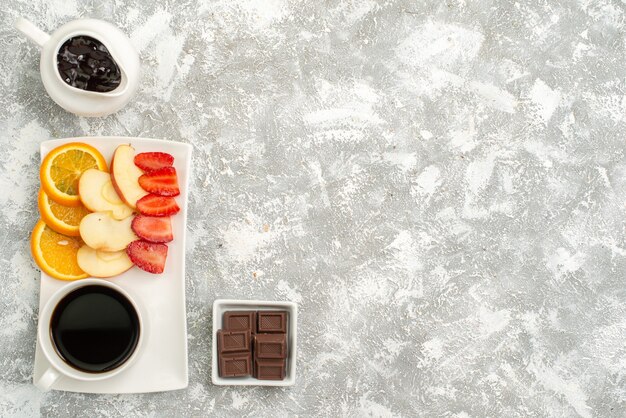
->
[
  {"left": 33, "top": 136, "right": 191, "bottom": 393},
  {"left": 212, "top": 299, "right": 298, "bottom": 386}
]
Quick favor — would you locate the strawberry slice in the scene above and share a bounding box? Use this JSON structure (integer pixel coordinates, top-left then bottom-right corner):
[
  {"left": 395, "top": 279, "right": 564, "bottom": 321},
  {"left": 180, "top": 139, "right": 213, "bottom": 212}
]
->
[
  {"left": 131, "top": 215, "right": 173, "bottom": 243},
  {"left": 138, "top": 167, "right": 180, "bottom": 196},
  {"left": 127, "top": 240, "right": 168, "bottom": 274},
  {"left": 136, "top": 194, "right": 180, "bottom": 217},
  {"left": 134, "top": 152, "right": 174, "bottom": 172}
]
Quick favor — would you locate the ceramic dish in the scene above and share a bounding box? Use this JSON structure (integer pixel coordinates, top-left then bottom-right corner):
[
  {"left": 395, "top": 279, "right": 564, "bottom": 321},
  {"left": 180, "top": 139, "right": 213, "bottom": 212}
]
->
[
  {"left": 32, "top": 137, "right": 191, "bottom": 393},
  {"left": 212, "top": 299, "right": 298, "bottom": 386},
  {"left": 15, "top": 18, "right": 140, "bottom": 117}
]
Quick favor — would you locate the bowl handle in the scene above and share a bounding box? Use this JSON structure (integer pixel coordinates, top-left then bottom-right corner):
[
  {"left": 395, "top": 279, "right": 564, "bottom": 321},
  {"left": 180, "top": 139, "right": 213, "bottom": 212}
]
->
[{"left": 15, "top": 17, "right": 50, "bottom": 47}]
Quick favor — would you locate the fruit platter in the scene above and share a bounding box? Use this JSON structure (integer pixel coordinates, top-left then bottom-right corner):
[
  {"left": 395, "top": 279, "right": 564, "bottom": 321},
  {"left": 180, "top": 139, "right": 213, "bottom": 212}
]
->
[
  {"left": 32, "top": 137, "right": 191, "bottom": 393},
  {"left": 33, "top": 141, "right": 183, "bottom": 279}
]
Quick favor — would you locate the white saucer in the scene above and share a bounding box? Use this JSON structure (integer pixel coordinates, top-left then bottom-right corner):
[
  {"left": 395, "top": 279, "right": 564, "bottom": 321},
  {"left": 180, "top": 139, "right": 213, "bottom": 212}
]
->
[{"left": 33, "top": 137, "right": 191, "bottom": 393}]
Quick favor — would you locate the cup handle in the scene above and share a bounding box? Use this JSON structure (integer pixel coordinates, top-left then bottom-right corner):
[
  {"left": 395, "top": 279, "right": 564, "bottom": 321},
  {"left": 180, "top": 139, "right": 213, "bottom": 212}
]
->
[
  {"left": 34, "top": 367, "right": 60, "bottom": 391},
  {"left": 15, "top": 17, "right": 50, "bottom": 47}
]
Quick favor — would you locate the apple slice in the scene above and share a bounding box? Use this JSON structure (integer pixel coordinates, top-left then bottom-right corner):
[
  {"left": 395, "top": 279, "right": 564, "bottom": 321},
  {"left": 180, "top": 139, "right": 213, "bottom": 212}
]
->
[
  {"left": 77, "top": 246, "right": 133, "bottom": 278},
  {"left": 79, "top": 212, "right": 138, "bottom": 252},
  {"left": 79, "top": 169, "right": 134, "bottom": 220},
  {"left": 111, "top": 144, "right": 148, "bottom": 209}
]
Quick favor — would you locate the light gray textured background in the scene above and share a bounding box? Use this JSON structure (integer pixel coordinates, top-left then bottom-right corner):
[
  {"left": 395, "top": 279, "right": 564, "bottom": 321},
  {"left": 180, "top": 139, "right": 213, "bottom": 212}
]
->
[{"left": 1, "top": 0, "right": 626, "bottom": 417}]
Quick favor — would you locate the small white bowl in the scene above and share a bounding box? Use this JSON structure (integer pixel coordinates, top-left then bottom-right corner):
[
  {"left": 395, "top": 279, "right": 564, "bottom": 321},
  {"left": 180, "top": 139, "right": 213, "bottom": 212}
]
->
[
  {"left": 15, "top": 18, "right": 140, "bottom": 117},
  {"left": 211, "top": 299, "right": 298, "bottom": 386}
]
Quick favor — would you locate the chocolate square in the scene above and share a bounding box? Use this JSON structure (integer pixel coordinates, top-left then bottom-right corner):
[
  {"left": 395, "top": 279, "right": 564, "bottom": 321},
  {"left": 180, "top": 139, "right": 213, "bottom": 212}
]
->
[
  {"left": 219, "top": 352, "right": 252, "bottom": 377},
  {"left": 257, "top": 311, "right": 287, "bottom": 333},
  {"left": 254, "top": 358, "right": 285, "bottom": 380},
  {"left": 217, "top": 329, "right": 251, "bottom": 353},
  {"left": 254, "top": 333, "right": 286, "bottom": 359},
  {"left": 224, "top": 311, "right": 257, "bottom": 334}
]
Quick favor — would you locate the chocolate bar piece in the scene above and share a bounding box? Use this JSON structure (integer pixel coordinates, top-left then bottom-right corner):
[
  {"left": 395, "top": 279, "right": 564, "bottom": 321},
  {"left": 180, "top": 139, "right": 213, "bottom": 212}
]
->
[
  {"left": 257, "top": 311, "right": 287, "bottom": 333},
  {"left": 216, "top": 309, "right": 290, "bottom": 381},
  {"left": 254, "top": 358, "right": 286, "bottom": 380},
  {"left": 219, "top": 352, "right": 252, "bottom": 377},
  {"left": 254, "top": 333, "right": 286, "bottom": 359},
  {"left": 224, "top": 311, "right": 257, "bottom": 334},
  {"left": 217, "top": 330, "right": 251, "bottom": 353}
]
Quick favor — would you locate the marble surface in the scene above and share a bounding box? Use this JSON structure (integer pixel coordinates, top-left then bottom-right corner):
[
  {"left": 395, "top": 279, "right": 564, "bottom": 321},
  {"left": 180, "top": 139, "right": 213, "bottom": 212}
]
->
[{"left": 1, "top": 0, "right": 626, "bottom": 417}]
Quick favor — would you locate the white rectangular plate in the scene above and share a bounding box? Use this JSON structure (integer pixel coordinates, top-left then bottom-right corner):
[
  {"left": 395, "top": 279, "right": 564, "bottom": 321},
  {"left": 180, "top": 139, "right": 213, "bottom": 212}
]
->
[
  {"left": 212, "top": 299, "right": 298, "bottom": 386},
  {"left": 33, "top": 137, "right": 191, "bottom": 393}
]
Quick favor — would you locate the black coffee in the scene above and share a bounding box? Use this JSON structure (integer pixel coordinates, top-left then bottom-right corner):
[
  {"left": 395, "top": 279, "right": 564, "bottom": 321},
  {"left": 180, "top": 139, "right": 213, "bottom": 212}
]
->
[
  {"left": 56, "top": 35, "right": 122, "bottom": 92},
  {"left": 50, "top": 285, "right": 140, "bottom": 373}
]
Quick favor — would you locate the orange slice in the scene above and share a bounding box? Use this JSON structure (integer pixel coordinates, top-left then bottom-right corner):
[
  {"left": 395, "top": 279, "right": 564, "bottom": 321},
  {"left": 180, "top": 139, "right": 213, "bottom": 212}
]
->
[
  {"left": 31, "top": 219, "right": 88, "bottom": 281},
  {"left": 38, "top": 189, "right": 90, "bottom": 237},
  {"left": 40, "top": 142, "right": 107, "bottom": 207}
]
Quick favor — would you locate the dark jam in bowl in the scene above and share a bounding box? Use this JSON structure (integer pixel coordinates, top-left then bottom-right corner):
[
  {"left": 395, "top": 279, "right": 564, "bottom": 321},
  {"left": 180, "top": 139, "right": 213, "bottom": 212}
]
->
[{"left": 56, "top": 35, "right": 121, "bottom": 93}]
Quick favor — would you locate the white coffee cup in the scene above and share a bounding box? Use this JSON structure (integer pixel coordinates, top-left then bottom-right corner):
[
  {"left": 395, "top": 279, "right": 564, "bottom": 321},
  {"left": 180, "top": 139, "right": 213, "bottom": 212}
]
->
[{"left": 34, "top": 279, "right": 145, "bottom": 391}]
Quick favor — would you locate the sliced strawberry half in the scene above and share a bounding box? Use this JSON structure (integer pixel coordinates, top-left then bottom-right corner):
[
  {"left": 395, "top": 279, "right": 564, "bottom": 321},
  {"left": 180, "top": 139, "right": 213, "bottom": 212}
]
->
[
  {"left": 127, "top": 240, "right": 168, "bottom": 274},
  {"left": 138, "top": 167, "right": 180, "bottom": 196},
  {"left": 136, "top": 194, "right": 180, "bottom": 217},
  {"left": 131, "top": 215, "right": 173, "bottom": 243},
  {"left": 134, "top": 152, "right": 174, "bottom": 172}
]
